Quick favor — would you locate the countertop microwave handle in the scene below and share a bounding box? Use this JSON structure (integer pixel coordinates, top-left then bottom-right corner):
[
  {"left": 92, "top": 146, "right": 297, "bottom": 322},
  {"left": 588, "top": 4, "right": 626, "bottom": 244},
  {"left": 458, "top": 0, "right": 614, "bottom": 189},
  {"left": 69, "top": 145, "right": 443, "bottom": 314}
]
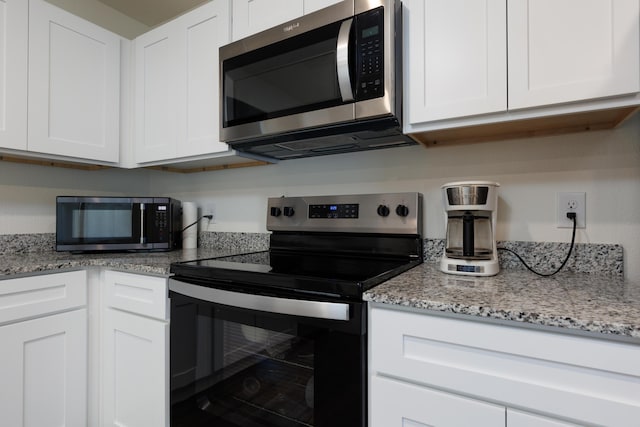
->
[
  {"left": 139, "top": 203, "right": 146, "bottom": 244},
  {"left": 169, "top": 279, "right": 350, "bottom": 321},
  {"left": 337, "top": 17, "right": 354, "bottom": 102}
]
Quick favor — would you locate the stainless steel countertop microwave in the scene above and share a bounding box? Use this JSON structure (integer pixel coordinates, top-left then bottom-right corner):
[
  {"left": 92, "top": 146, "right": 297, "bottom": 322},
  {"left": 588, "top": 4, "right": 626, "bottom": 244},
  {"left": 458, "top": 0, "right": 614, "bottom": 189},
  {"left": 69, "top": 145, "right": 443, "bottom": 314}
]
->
[
  {"left": 219, "top": 0, "right": 414, "bottom": 160},
  {"left": 56, "top": 196, "right": 182, "bottom": 252}
]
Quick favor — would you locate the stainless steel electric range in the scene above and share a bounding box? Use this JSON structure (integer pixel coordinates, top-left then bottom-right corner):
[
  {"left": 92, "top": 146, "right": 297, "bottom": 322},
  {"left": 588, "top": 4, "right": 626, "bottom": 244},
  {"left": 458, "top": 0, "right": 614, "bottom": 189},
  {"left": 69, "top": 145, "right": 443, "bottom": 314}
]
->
[{"left": 169, "top": 193, "right": 423, "bottom": 427}]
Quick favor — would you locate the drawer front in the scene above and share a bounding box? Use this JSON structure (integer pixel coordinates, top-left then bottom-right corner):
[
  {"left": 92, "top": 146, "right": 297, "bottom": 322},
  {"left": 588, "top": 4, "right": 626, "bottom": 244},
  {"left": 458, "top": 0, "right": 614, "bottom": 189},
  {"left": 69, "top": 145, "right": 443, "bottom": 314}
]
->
[
  {"left": 103, "top": 271, "right": 168, "bottom": 320},
  {"left": 370, "top": 375, "right": 505, "bottom": 427},
  {"left": 0, "top": 270, "right": 87, "bottom": 324},
  {"left": 370, "top": 305, "right": 640, "bottom": 426}
]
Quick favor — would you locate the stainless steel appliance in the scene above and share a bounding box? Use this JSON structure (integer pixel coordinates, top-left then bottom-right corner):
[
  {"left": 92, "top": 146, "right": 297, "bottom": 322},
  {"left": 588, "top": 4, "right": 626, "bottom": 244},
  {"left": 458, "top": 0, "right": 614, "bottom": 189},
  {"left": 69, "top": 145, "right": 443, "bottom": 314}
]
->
[
  {"left": 219, "top": 0, "right": 414, "bottom": 160},
  {"left": 56, "top": 196, "right": 181, "bottom": 252},
  {"left": 440, "top": 182, "right": 500, "bottom": 276},
  {"left": 169, "top": 192, "right": 423, "bottom": 427}
]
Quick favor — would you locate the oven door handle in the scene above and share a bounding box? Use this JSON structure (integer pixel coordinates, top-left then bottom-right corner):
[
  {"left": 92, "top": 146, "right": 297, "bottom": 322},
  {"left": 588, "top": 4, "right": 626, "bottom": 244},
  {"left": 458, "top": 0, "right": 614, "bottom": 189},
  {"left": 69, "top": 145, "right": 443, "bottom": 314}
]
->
[
  {"left": 336, "top": 17, "right": 354, "bottom": 102},
  {"left": 169, "top": 279, "right": 350, "bottom": 321}
]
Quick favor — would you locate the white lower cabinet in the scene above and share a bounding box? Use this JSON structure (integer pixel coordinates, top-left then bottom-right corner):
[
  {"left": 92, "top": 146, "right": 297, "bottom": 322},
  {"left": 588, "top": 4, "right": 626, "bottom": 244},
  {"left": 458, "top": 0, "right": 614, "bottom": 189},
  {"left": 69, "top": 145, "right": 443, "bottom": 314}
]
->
[
  {"left": 369, "top": 304, "right": 640, "bottom": 427},
  {"left": 507, "top": 408, "right": 582, "bottom": 427},
  {"left": 101, "top": 271, "right": 169, "bottom": 427},
  {"left": 371, "top": 375, "right": 505, "bottom": 426},
  {"left": 0, "top": 271, "right": 88, "bottom": 427}
]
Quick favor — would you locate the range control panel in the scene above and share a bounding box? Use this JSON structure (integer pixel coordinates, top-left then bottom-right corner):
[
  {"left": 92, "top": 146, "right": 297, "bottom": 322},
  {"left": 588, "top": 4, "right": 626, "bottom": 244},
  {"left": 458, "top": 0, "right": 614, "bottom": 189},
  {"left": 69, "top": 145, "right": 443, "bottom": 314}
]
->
[{"left": 267, "top": 192, "right": 422, "bottom": 235}]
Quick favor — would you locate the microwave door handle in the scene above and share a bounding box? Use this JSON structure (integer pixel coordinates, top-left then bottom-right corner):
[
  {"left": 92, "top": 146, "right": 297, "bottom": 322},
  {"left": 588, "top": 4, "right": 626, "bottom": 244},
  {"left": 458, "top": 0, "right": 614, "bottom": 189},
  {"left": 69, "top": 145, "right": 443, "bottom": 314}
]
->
[
  {"left": 139, "top": 203, "right": 146, "bottom": 244},
  {"left": 336, "top": 18, "right": 354, "bottom": 102}
]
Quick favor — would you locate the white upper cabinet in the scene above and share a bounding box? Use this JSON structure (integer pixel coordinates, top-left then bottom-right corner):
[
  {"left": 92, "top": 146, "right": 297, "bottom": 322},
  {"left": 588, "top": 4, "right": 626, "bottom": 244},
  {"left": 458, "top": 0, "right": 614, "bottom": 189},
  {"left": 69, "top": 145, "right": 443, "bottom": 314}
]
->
[
  {"left": 28, "top": 0, "right": 121, "bottom": 163},
  {"left": 134, "top": 0, "right": 232, "bottom": 164},
  {"left": 405, "top": 0, "right": 640, "bottom": 133},
  {"left": 0, "top": 0, "right": 28, "bottom": 151},
  {"left": 134, "top": 24, "right": 178, "bottom": 162},
  {"left": 231, "top": 0, "right": 342, "bottom": 41},
  {"left": 232, "top": 0, "right": 303, "bottom": 41},
  {"left": 174, "top": 0, "right": 231, "bottom": 158},
  {"left": 303, "top": 0, "right": 343, "bottom": 15},
  {"left": 404, "top": 0, "right": 507, "bottom": 123},
  {"left": 508, "top": 0, "right": 640, "bottom": 110}
]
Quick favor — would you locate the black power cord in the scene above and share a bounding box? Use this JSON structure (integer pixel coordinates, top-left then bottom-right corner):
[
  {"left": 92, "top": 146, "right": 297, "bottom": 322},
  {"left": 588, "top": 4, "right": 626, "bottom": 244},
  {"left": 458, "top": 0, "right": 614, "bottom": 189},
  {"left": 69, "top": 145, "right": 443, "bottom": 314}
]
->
[
  {"left": 497, "top": 212, "right": 577, "bottom": 277},
  {"left": 181, "top": 214, "right": 213, "bottom": 233}
]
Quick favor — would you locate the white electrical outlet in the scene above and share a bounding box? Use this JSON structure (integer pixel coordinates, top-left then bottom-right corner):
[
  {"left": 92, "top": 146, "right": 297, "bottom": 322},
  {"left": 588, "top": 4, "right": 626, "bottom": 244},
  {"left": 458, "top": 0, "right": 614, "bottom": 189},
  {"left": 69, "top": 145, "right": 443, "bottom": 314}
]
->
[
  {"left": 202, "top": 204, "right": 216, "bottom": 223},
  {"left": 557, "top": 192, "right": 586, "bottom": 228}
]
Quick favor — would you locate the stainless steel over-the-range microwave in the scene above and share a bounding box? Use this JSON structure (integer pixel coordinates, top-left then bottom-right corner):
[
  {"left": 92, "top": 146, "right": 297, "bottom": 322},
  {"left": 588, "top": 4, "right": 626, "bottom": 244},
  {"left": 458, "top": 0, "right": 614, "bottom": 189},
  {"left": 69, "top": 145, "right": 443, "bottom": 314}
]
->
[
  {"left": 56, "top": 196, "right": 182, "bottom": 252},
  {"left": 219, "top": 0, "right": 414, "bottom": 160}
]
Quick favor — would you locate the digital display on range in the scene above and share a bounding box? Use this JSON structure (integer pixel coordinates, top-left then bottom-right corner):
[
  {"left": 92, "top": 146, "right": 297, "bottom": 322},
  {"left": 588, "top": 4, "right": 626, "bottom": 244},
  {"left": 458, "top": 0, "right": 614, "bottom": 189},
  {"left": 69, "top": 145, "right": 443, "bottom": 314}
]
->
[{"left": 309, "top": 203, "right": 359, "bottom": 219}]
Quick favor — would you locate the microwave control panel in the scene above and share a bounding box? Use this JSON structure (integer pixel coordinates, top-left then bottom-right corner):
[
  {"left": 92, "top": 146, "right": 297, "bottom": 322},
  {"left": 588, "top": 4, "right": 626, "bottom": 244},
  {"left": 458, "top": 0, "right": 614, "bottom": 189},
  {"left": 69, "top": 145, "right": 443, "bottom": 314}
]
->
[{"left": 355, "top": 7, "right": 384, "bottom": 101}]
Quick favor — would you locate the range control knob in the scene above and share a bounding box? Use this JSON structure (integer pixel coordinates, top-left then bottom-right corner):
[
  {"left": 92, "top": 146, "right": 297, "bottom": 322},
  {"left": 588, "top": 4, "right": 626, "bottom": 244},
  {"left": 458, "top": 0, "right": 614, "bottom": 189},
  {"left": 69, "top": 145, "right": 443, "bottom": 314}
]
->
[
  {"left": 395, "top": 204, "right": 410, "bottom": 217},
  {"left": 270, "top": 207, "right": 282, "bottom": 217},
  {"left": 377, "top": 204, "right": 390, "bottom": 217},
  {"left": 283, "top": 206, "right": 295, "bottom": 217}
]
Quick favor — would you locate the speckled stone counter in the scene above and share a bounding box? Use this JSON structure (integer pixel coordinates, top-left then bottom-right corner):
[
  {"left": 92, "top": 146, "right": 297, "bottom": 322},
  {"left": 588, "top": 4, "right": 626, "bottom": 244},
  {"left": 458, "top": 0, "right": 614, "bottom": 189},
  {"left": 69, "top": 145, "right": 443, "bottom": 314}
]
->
[
  {"left": 0, "top": 231, "right": 270, "bottom": 278},
  {"left": 0, "top": 248, "right": 247, "bottom": 278},
  {"left": 364, "top": 263, "right": 640, "bottom": 342}
]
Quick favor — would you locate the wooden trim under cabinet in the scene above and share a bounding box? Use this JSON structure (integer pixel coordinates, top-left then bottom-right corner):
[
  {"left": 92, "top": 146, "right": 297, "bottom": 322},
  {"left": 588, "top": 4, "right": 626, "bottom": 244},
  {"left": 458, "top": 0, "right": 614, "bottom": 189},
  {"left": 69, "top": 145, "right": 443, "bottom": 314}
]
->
[{"left": 410, "top": 106, "right": 639, "bottom": 147}]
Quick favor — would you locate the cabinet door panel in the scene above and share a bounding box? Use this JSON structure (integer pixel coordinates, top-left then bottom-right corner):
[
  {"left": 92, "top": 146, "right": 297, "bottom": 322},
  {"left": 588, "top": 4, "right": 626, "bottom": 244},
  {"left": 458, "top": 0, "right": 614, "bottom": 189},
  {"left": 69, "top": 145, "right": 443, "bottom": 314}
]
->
[
  {"left": 232, "top": 0, "right": 304, "bottom": 41},
  {"left": 28, "top": 0, "right": 120, "bottom": 162},
  {"left": 176, "top": 0, "right": 231, "bottom": 157},
  {"left": 0, "top": 0, "right": 28, "bottom": 150},
  {"left": 0, "top": 309, "right": 87, "bottom": 427},
  {"left": 134, "top": 25, "right": 178, "bottom": 163},
  {"left": 405, "top": 0, "right": 507, "bottom": 124},
  {"left": 370, "top": 375, "right": 505, "bottom": 427},
  {"left": 102, "top": 308, "right": 169, "bottom": 427},
  {"left": 508, "top": 0, "right": 640, "bottom": 109},
  {"left": 304, "top": 0, "right": 342, "bottom": 14}
]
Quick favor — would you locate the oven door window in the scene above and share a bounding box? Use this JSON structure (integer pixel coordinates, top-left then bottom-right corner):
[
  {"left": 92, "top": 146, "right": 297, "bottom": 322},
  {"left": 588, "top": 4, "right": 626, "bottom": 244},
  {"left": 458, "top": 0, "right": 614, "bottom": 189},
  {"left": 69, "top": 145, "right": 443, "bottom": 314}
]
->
[
  {"left": 56, "top": 202, "right": 141, "bottom": 245},
  {"left": 223, "top": 20, "right": 351, "bottom": 128},
  {"left": 170, "top": 290, "right": 365, "bottom": 427}
]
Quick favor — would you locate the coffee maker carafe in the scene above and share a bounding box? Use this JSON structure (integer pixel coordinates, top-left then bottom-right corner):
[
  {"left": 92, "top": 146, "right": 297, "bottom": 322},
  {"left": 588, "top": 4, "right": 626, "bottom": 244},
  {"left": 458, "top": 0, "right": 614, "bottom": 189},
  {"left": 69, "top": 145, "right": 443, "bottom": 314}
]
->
[{"left": 440, "top": 181, "right": 500, "bottom": 276}]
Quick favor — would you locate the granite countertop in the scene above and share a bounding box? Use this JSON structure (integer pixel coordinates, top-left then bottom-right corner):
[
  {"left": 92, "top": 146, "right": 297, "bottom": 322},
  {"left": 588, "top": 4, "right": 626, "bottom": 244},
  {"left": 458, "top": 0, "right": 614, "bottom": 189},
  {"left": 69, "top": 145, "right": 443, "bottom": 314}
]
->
[
  {"left": 3, "top": 242, "right": 639, "bottom": 343},
  {"left": 364, "top": 263, "right": 640, "bottom": 342},
  {"left": 0, "top": 248, "right": 244, "bottom": 278}
]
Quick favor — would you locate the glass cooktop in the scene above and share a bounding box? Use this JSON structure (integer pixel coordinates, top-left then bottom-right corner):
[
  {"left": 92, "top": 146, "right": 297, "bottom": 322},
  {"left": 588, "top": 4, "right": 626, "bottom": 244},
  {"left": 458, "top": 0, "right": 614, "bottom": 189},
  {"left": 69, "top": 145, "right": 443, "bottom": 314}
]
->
[{"left": 170, "top": 250, "right": 421, "bottom": 300}]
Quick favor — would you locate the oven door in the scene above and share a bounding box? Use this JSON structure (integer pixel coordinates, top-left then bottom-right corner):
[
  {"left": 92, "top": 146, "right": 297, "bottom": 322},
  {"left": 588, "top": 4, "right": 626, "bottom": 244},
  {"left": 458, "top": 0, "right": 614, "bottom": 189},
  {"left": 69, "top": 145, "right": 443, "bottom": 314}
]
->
[{"left": 169, "top": 278, "right": 366, "bottom": 427}]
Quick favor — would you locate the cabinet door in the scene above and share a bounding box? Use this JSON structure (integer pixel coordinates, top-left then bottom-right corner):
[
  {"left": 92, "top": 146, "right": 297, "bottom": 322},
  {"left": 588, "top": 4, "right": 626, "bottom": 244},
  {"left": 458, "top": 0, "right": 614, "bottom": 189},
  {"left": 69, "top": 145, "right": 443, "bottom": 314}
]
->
[
  {"left": 102, "top": 308, "right": 169, "bottom": 427},
  {"left": 508, "top": 0, "right": 640, "bottom": 109},
  {"left": 370, "top": 375, "right": 505, "bottom": 427},
  {"left": 27, "top": 0, "right": 120, "bottom": 163},
  {"left": 304, "top": 0, "right": 342, "bottom": 14},
  {"left": 232, "top": 0, "right": 304, "bottom": 41},
  {"left": 0, "top": 0, "right": 28, "bottom": 150},
  {"left": 508, "top": 408, "right": 582, "bottom": 427},
  {"left": 134, "top": 23, "right": 179, "bottom": 163},
  {"left": 404, "top": 0, "right": 507, "bottom": 124},
  {"left": 174, "top": 0, "right": 231, "bottom": 158},
  {"left": 0, "top": 309, "right": 87, "bottom": 427}
]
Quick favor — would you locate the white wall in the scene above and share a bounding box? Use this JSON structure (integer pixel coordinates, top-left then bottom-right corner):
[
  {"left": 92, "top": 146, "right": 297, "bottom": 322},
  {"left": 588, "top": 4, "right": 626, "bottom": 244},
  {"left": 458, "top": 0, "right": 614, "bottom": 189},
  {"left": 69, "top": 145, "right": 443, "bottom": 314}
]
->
[
  {"left": 0, "top": 162, "right": 150, "bottom": 234},
  {"left": 147, "top": 113, "right": 640, "bottom": 281},
  {"left": 0, "top": 115, "right": 638, "bottom": 280}
]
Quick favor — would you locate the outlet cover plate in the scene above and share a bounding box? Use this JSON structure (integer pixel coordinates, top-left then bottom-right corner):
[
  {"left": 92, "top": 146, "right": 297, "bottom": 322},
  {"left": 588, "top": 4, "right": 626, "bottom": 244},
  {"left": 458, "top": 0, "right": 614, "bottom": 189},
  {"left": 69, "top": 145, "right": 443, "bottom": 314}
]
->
[{"left": 557, "top": 192, "right": 586, "bottom": 228}]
